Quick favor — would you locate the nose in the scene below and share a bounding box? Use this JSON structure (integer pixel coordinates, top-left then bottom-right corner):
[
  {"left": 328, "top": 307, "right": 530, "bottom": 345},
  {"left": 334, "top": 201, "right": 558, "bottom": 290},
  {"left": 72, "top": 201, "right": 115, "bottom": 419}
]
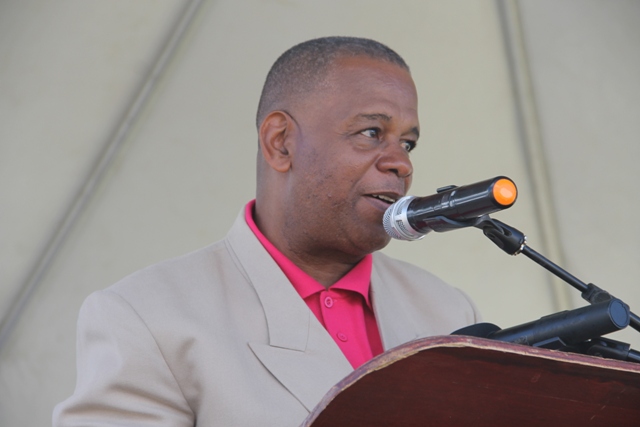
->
[{"left": 376, "top": 141, "right": 413, "bottom": 179}]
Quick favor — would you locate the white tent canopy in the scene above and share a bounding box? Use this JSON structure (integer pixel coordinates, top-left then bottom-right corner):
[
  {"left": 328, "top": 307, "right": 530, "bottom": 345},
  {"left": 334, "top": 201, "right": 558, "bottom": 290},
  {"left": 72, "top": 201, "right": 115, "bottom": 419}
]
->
[{"left": 1, "top": 0, "right": 639, "bottom": 424}]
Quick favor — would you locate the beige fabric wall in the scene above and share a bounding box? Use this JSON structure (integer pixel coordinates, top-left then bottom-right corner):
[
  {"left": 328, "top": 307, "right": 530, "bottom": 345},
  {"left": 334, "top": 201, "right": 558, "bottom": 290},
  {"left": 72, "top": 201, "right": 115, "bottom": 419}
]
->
[
  {"left": 1, "top": 0, "right": 638, "bottom": 425},
  {"left": 517, "top": 0, "right": 640, "bottom": 348}
]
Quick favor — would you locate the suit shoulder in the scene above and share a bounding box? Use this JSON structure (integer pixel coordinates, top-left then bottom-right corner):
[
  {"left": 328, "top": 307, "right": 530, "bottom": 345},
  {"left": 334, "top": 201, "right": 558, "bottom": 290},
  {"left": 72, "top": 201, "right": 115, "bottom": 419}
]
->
[{"left": 107, "top": 238, "right": 239, "bottom": 303}]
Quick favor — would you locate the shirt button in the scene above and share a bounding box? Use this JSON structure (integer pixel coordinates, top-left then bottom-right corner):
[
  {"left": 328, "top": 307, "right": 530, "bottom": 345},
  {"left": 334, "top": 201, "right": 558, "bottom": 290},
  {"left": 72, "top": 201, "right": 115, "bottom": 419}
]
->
[
  {"left": 324, "top": 296, "right": 334, "bottom": 308},
  {"left": 337, "top": 332, "right": 348, "bottom": 342}
]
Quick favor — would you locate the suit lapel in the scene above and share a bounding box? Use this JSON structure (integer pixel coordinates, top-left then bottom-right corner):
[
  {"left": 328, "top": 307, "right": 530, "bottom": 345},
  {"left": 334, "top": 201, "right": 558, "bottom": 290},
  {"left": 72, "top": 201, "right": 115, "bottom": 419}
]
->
[
  {"left": 225, "top": 212, "right": 352, "bottom": 411},
  {"left": 370, "top": 253, "right": 420, "bottom": 350}
]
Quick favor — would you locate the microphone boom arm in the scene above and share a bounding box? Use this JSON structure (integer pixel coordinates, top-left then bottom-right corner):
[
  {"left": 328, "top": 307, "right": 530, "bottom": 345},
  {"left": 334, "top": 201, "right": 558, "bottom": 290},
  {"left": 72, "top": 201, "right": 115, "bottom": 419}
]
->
[{"left": 474, "top": 215, "right": 640, "bottom": 334}]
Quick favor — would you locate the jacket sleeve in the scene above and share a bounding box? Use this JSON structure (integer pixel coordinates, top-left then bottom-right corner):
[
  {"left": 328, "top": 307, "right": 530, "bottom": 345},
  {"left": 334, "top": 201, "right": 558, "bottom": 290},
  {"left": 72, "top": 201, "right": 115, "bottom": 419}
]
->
[{"left": 53, "top": 290, "right": 194, "bottom": 427}]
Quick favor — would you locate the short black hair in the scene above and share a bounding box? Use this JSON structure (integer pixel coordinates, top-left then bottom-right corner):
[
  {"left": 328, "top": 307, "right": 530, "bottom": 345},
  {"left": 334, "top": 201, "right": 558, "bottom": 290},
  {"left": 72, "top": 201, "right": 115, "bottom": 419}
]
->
[{"left": 256, "top": 36, "right": 410, "bottom": 128}]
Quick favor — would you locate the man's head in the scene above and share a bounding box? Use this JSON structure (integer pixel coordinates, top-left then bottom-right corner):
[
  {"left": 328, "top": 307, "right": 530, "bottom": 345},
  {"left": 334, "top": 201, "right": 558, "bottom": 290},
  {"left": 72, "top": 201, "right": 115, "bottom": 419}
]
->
[
  {"left": 255, "top": 37, "right": 419, "bottom": 279},
  {"left": 256, "top": 36, "right": 410, "bottom": 129}
]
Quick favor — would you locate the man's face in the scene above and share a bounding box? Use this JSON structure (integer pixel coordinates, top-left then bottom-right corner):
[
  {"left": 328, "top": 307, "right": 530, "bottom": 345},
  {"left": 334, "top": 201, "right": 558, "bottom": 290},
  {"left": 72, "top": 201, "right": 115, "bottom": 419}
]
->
[{"left": 284, "top": 56, "right": 419, "bottom": 260}]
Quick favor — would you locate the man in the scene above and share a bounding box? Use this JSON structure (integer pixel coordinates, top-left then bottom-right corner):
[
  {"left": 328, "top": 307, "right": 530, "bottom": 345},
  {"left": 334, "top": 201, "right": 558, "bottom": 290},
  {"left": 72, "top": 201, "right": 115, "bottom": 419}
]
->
[{"left": 54, "top": 36, "right": 479, "bottom": 426}]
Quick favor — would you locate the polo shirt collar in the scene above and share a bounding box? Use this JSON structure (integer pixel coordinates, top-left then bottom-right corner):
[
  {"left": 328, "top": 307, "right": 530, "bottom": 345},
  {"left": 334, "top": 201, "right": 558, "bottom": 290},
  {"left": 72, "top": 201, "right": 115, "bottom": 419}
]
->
[{"left": 244, "top": 200, "right": 373, "bottom": 308}]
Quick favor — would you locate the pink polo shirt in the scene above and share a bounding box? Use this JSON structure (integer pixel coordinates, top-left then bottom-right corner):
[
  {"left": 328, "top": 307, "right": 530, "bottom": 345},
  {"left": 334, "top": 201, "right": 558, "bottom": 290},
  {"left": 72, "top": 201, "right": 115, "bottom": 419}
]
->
[{"left": 245, "top": 201, "right": 383, "bottom": 368}]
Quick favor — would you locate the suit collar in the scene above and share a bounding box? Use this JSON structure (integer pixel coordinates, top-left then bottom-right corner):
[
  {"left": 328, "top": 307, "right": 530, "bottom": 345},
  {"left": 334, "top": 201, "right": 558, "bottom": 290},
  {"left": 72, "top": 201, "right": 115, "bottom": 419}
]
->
[
  {"left": 370, "top": 252, "right": 420, "bottom": 350},
  {"left": 225, "top": 210, "right": 352, "bottom": 410},
  {"left": 224, "top": 211, "right": 421, "bottom": 409}
]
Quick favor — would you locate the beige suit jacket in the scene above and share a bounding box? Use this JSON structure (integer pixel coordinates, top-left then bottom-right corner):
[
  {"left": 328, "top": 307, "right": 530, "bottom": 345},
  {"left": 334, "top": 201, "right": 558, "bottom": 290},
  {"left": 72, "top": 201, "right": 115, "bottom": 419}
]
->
[{"left": 53, "top": 210, "right": 480, "bottom": 426}]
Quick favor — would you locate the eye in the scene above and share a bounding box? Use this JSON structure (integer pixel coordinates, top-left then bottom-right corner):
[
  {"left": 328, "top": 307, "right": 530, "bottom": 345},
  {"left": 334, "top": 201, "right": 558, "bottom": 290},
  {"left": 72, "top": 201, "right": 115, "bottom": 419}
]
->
[
  {"left": 401, "top": 140, "right": 416, "bottom": 152},
  {"left": 360, "top": 128, "right": 381, "bottom": 139}
]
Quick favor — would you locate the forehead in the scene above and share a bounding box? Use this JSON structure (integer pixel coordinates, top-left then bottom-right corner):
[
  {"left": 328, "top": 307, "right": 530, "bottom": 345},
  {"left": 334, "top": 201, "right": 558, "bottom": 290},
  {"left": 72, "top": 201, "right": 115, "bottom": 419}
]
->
[
  {"left": 329, "top": 56, "right": 414, "bottom": 91},
  {"left": 312, "top": 56, "right": 418, "bottom": 118},
  {"left": 328, "top": 54, "right": 410, "bottom": 79}
]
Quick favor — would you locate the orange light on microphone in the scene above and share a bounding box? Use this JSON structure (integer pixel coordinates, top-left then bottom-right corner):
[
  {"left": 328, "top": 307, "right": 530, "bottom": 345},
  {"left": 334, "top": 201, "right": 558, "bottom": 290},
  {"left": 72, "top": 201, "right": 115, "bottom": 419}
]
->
[{"left": 493, "top": 178, "right": 517, "bottom": 206}]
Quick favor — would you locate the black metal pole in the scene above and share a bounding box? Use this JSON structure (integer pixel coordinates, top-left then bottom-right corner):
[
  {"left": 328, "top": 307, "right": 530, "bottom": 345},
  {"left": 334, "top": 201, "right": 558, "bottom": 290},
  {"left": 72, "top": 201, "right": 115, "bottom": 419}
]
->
[
  {"left": 520, "top": 245, "right": 588, "bottom": 293},
  {"left": 520, "top": 245, "right": 640, "bottom": 333},
  {"left": 475, "top": 216, "right": 640, "bottom": 334}
]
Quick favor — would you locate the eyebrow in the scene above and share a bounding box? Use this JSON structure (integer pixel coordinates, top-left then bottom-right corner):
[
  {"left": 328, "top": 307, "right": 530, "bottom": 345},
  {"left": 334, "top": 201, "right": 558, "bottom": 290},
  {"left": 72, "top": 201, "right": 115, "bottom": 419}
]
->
[
  {"left": 355, "top": 113, "right": 420, "bottom": 139},
  {"left": 357, "top": 113, "right": 391, "bottom": 122}
]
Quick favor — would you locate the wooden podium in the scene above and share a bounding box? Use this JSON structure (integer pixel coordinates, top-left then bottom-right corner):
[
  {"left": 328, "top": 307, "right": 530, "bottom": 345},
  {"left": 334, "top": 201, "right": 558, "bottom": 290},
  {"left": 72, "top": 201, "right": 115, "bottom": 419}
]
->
[{"left": 302, "top": 336, "right": 640, "bottom": 426}]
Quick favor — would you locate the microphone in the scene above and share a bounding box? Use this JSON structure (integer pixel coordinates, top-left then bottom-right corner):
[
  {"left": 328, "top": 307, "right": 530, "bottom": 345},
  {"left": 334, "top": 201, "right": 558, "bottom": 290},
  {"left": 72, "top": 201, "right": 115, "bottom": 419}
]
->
[
  {"left": 383, "top": 176, "right": 517, "bottom": 241},
  {"left": 489, "top": 299, "right": 630, "bottom": 348},
  {"left": 452, "top": 299, "right": 630, "bottom": 350}
]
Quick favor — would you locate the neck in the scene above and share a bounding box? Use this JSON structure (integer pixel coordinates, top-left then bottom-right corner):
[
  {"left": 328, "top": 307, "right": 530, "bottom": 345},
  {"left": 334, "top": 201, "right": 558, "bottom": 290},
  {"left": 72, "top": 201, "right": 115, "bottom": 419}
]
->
[
  {"left": 283, "top": 250, "right": 361, "bottom": 288},
  {"left": 253, "top": 199, "right": 363, "bottom": 288}
]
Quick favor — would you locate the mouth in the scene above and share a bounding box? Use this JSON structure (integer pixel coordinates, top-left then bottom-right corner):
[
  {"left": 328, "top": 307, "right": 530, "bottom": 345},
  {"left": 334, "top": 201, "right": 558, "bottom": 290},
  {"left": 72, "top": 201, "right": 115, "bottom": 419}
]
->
[{"left": 366, "top": 192, "right": 401, "bottom": 206}]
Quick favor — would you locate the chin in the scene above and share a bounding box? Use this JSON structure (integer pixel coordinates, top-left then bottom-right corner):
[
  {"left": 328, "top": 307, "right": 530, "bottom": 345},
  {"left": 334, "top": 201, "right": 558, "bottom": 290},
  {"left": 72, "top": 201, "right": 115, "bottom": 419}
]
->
[
  {"left": 373, "top": 236, "right": 392, "bottom": 252},
  {"left": 357, "top": 232, "right": 392, "bottom": 255}
]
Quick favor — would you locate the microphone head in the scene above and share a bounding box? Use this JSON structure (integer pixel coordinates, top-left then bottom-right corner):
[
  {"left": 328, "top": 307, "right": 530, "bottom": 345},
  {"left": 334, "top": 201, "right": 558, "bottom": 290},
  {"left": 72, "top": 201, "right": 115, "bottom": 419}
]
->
[
  {"left": 383, "top": 196, "right": 426, "bottom": 241},
  {"left": 492, "top": 178, "right": 517, "bottom": 207}
]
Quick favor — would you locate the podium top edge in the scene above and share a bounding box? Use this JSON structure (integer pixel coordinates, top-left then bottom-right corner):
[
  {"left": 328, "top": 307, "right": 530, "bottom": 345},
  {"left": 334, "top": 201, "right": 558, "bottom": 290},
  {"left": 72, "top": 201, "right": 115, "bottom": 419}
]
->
[{"left": 374, "top": 335, "right": 640, "bottom": 374}]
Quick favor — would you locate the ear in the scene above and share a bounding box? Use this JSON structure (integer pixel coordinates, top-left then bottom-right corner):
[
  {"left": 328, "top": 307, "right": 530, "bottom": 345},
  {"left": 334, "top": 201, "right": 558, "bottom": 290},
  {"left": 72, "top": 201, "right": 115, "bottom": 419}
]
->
[{"left": 258, "top": 111, "right": 295, "bottom": 173}]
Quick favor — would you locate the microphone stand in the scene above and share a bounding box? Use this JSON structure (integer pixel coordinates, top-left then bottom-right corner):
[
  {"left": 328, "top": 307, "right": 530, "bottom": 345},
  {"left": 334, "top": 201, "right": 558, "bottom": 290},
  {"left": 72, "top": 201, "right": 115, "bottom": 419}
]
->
[
  {"left": 448, "top": 214, "right": 640, "bottom": 363},
  {"left": 473, "top": 215, "right": 640, "bottom": 334}
]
